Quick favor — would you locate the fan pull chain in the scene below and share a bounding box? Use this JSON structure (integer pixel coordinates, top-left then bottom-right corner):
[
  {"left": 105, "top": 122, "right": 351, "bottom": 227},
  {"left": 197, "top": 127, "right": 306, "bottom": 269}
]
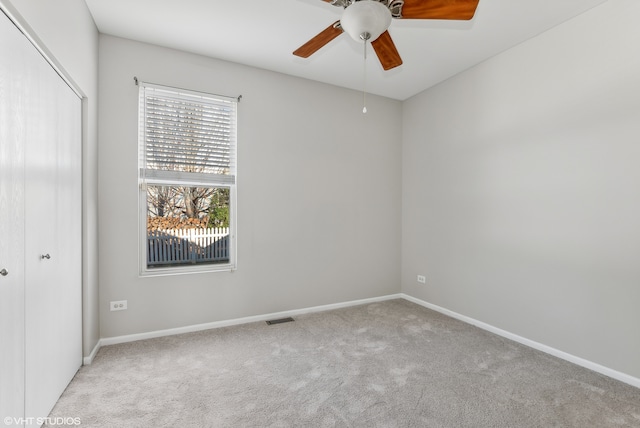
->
[{"left": 362, "top": 39, "right": 367, "bottom": 114}]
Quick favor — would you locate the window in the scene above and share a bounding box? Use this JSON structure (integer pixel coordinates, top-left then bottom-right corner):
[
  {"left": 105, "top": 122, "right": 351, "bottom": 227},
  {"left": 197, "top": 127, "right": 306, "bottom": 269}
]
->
[{"left": 138, "top": 82, "right": 237, "bottom": 275}]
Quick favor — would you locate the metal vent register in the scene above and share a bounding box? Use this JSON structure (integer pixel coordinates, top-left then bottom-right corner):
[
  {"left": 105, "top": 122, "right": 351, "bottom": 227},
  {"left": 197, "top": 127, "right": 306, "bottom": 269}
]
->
[{"left": 265, "top": 317, "right": 295, "bottom": 325}]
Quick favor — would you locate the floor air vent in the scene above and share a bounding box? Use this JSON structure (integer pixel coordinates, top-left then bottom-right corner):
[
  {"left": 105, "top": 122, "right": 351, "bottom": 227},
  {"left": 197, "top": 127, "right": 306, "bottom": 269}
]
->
[{"left": 266, "top": 317, "right": 294, "bottom": 325}]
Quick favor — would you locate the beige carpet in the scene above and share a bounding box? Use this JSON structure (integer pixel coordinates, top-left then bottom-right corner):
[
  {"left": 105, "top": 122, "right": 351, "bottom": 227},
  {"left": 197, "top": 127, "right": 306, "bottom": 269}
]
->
[{"left": 47, "top": 299, "right": 640, "bottom": 427}]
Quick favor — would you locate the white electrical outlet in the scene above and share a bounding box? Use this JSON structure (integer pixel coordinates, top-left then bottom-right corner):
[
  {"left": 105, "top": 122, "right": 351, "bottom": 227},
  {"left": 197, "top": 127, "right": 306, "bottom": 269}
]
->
[
  {"left": 110, "top": 300, "right": 128, "bottom": 311},
  {"left": 417, "top": 275, "right": 426, "bottom": 284}
]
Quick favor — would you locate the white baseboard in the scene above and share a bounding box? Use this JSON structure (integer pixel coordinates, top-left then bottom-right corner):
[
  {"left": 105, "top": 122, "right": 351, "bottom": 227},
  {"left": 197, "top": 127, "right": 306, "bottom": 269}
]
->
[
  {"left": 83, "top": 339, "right": 102, "bottom": 365},
  {"left": 401, "top": 293, "right": 640, "bottom": 389},
  {"left": 99, "top": 294, "right": 403, "bottom": 348}
]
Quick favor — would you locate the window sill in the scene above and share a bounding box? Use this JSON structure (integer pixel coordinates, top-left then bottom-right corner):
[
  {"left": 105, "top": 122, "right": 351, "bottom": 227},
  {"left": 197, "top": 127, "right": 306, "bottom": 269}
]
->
[{"left": 139, "top": 263, "right": 235, "bottom": 278}]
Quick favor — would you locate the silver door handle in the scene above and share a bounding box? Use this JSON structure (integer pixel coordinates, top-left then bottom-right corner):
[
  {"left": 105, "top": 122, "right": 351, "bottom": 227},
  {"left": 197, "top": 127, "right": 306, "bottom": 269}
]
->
[
  {"left": 41, "top": 254, "right": 51, "bottom": 260},
  {"left": 0, "top": 268, "right": 7, "bottom": 276}
]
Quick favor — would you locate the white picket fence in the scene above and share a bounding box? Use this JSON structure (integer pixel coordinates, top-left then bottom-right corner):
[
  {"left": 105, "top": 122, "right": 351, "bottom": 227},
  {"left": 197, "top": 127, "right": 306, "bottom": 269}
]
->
[{"left": 147, "top": 227, "right": 229, "bottom": 266}]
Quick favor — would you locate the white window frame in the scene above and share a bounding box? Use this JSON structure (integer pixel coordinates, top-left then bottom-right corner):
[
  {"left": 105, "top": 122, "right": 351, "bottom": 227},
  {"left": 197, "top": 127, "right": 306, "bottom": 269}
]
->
[{"left": 137, "top": 82, "right": 237, "bottom": 276}]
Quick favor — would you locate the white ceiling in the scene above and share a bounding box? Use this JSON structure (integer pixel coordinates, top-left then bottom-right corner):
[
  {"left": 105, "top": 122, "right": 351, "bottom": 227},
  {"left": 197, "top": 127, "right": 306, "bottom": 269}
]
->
[{"left": 84, "top": 0, "right": 608, "bottom": 100}]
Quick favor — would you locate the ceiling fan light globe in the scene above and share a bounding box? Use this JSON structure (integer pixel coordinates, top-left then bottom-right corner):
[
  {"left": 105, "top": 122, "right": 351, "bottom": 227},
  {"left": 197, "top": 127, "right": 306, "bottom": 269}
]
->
[{"left": 340, "top": 0, "right": 392, "bottom": 43}]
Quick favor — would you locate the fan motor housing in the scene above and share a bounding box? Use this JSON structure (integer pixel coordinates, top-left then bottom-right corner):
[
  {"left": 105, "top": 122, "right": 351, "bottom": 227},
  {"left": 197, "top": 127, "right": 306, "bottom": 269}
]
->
[{"left": 331, "top": 0, "right": 404, "bottom": 19}]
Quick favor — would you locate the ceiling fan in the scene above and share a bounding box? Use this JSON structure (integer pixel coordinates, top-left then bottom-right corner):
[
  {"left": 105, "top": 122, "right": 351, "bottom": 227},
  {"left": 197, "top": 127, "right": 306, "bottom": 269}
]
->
[{"left": 293, "top": 0, "right": 480, "bottom": 71}]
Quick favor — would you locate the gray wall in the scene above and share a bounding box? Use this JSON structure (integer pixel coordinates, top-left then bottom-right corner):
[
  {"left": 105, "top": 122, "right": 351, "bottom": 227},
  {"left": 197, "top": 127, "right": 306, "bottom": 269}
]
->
[
  {"left": 402, "top": 0, "right": 640, "bottom": 379},
  {"left": 1, "top": 0, "right": 100, "bottom": 358},
  {"left": 98, "top": 35, "right": 402, "bottom": 338}
]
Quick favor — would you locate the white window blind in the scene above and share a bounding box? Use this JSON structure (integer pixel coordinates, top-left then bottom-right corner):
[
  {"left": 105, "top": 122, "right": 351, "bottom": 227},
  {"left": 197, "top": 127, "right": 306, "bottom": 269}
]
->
[{"left": 139, "top": 83, "right": 237, "bottom": 185}]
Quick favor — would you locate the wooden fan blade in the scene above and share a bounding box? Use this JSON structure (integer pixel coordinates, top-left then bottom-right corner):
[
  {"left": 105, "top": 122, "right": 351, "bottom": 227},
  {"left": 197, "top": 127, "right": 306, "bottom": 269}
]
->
[
  {"left": 400, "top": 0, "right": 480, "bottom": 20},
  {"left": 293, "top": 21, "right": 343, "bottom": 58},
  {"left": 371, "top": 31, "right": 403, "bottom": 71}
]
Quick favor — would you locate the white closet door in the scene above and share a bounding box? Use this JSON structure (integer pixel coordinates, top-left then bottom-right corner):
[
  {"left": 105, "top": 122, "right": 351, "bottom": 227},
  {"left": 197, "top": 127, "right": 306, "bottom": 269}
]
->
[
  {"left": 0, "top": 8, "right": 82, "bottom": 425},
  {"left": 23, "top": 29, "right": 82, "bottom": 425},
  {"left": 0, "top": 10, "right": 27, "bottom": 423}
]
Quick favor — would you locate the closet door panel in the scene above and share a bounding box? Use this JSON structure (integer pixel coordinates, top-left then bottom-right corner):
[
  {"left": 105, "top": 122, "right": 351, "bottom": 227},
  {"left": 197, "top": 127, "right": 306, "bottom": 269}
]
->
[
  {"left": 50, "top": 78, "right": 83, "bottom": 397},
  {"left": 21, "top": 17, "right": 82, "bottom": 424},
  {"left": 1, "top": 9, "right": 82, "bottom": 424},
  {"left": 0, "top": 10, "right": 27, "bottom": 422},
  {"left": 23, "top": 64, "right": 82, "bottom": 424},
  {"left": 23, "top": 52, "right": 58, "bottom": 422}
]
